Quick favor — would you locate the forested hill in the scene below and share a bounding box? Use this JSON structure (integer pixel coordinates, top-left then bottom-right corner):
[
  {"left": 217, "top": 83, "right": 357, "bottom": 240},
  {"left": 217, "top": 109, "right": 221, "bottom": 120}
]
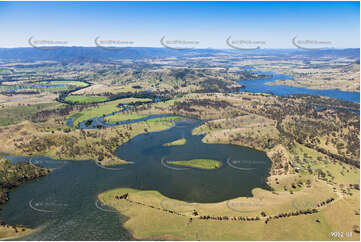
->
[
  {"left": 0, "top": 47, "right": 220, "bottom": 62},
  {"left": 0, "top": 47, "right": 359, "bottom": 62}
]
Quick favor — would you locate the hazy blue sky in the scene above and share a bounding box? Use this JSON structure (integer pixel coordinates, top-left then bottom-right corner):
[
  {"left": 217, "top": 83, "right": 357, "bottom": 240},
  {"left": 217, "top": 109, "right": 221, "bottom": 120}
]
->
[{"left": 0, "top": 1, "right": 359, "bottom": 48}]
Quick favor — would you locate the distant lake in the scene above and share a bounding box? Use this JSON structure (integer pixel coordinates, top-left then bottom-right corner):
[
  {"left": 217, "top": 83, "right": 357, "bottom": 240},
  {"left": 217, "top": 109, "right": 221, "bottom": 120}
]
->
[{"left": 239, "top": 69, "right": 360, "bottom": 104}]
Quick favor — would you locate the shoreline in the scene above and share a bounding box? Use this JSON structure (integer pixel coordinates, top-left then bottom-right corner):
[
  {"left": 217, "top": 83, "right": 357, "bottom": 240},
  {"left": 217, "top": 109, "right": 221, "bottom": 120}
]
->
[
  {"left": 97, "top": 181, "right": 354, "bottom": 241},
  {"left": 265, "top": 79, "right": 360, "bottom": 93},
  {"left": 0, "top": 160, "right": 50, "bottom": 240}
]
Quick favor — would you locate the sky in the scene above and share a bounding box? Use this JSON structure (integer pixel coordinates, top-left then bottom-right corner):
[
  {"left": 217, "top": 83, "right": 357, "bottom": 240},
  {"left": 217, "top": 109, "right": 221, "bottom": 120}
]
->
[{"left": 0, "top": 1, "right": 359, "bottom": 49}]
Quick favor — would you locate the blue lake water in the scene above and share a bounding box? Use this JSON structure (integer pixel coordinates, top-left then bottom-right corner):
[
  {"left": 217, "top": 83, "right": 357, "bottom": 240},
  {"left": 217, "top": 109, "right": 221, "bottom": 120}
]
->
[
  {"left": 2, "top": 119, "right": 271, "bottom": 240},
  {"left": 239, "top": 70, "right": 360, "bottom": 104}
]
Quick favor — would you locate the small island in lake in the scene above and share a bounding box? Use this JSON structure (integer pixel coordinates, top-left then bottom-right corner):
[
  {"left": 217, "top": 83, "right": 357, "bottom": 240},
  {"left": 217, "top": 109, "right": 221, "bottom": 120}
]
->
[
  {"left": 163, "top": 138, "right": 187, "bottom": 146},
  {"left": 168, "top": 159, "right": 222, "bottom": 170}
]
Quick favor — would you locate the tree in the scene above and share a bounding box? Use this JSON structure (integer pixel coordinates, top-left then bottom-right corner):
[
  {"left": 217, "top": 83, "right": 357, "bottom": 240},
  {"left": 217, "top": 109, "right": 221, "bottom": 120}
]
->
[{"left": 353, "top": 225, "right": 360, "bottom": 233}]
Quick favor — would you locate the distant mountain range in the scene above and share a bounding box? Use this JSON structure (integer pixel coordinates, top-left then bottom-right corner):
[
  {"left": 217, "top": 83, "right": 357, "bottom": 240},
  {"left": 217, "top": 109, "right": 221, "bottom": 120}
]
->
[{"left": 0, "top": 47, "right": 359, "bottom": 63}]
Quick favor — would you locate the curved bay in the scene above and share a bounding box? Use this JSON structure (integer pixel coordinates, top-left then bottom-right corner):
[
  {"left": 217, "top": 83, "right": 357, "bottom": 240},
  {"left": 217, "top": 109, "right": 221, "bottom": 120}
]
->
[{"left": 2, "top": 119, "right": 271, "bottom": 240}]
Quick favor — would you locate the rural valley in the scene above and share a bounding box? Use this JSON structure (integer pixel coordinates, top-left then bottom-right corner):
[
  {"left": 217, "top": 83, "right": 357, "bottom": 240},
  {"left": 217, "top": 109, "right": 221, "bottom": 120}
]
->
[{"left": 0, "top": 47, "right": 359, "bottom": 240}]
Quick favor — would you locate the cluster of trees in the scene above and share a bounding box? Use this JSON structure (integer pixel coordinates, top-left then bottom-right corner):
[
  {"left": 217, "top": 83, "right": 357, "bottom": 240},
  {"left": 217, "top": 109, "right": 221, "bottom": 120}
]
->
[
  {"left": 15, "top": 124, "right": 137, "bottom": 162},
  {"left": 30, "top": 103, "right": 90, "bottom": 123},
  {"left": 198, "top": 198, "right": 335, "bottom": 224},
  {"left": 198, "top": 77, "right": 243, "bottom": 93},
  {"left": 1, "top": 90, "right": 40, "bottom": 96},
  {"left": 350, "top": 184, "right": 360, "bottom": 190},
  {"left": 172, "top": 98, "right": 232, "bottom": 119},
  {"left": 265, "top": 208, "right": 319, "bottom": 224},
  {"left": 108, "top": 67, "right": 255, "bottom": 94},
  {"left": 304, "top": 143, "right": 359, "bottom": 168},
  {"left": 199, "top": 215, "right": 260, "bottom": 222},
  {"left": 114, "top": 193, "right": 128, "bottom": 200},
  {"left": 0, "top": 219, "right": 25, "bottom": 233},
  {"left": 264, "top": 197, "right": 335, "bottom": 224},
  {"left": 0, "top": 158, "right": 50, "bottom": 193},
  {"left": 315, "top": 197, "right": 335, "bottom": 207},
  {"left": 260, "top": 97, "right": 359, "bottom": 168}
]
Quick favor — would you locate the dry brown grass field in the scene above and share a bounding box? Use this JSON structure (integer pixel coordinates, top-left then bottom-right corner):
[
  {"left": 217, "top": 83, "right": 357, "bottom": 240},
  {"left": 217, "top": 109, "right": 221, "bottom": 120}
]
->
[{"left": 99, "top": 180, "right": 359, "bottom": 240}]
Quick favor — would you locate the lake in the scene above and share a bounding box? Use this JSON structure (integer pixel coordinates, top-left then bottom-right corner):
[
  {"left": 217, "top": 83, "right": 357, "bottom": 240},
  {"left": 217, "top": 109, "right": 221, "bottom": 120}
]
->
[
  {"left": 239, "top": 69, "right": 360, "bottom": 103},
  {"left": 2, "top": 119, "right": 271, "bottom": 240}
]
